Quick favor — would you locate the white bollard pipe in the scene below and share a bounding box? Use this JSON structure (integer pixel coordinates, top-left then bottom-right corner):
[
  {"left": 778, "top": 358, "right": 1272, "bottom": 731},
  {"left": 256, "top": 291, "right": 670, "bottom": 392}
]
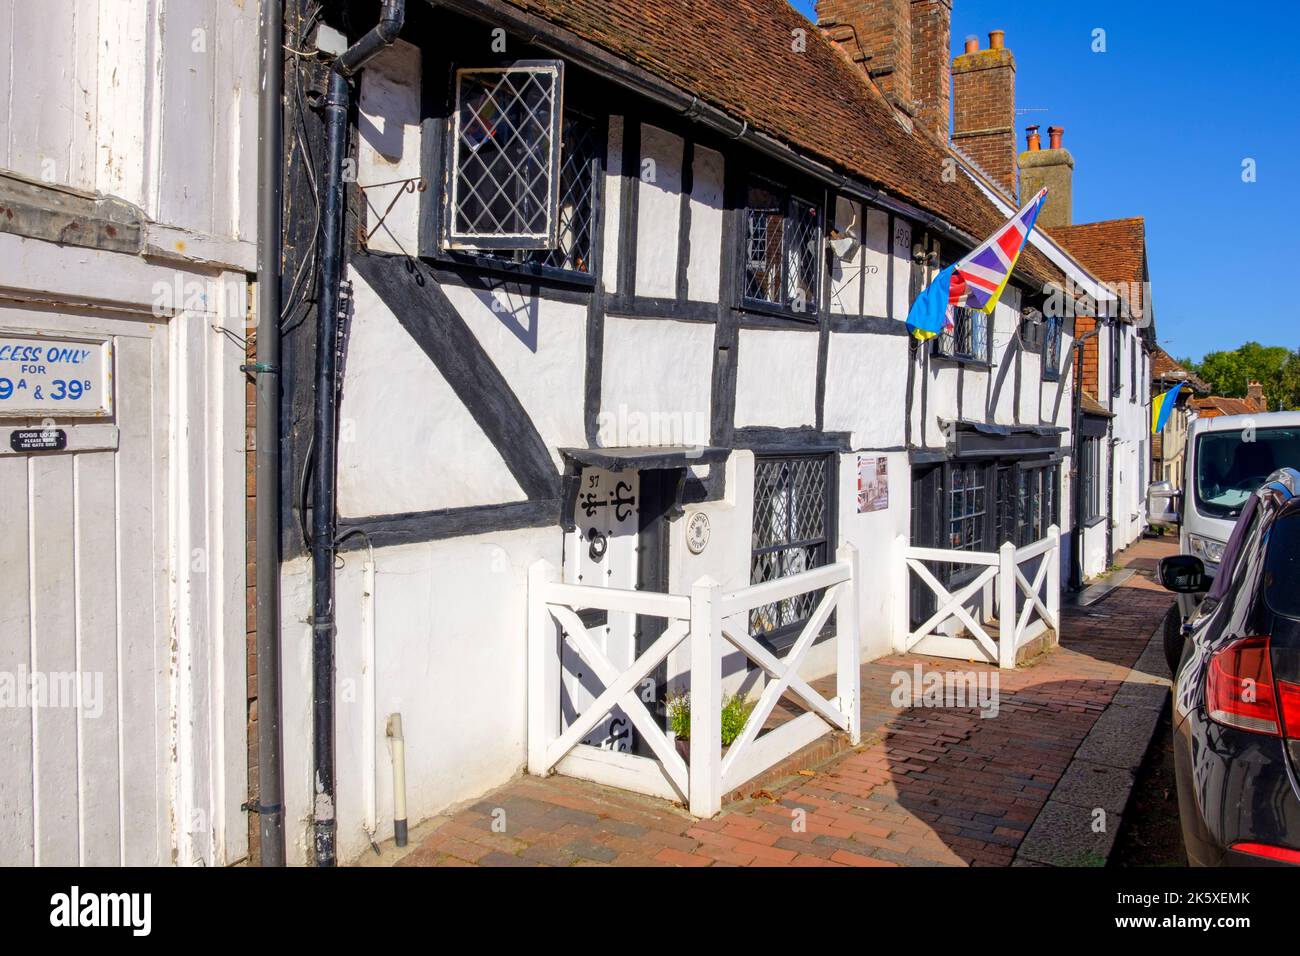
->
[{"left": 386, "top": 713, "right": 408, "bottom": 846}]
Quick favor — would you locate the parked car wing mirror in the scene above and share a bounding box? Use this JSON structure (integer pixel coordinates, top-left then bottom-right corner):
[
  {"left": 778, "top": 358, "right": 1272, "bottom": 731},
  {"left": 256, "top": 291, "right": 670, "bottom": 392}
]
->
[
  {"left": 1147, "top": 480, "right": 1181, "bottom": 525},
  {"left": 1159, "top": 554, "right": 1207, "bottom": 593}
]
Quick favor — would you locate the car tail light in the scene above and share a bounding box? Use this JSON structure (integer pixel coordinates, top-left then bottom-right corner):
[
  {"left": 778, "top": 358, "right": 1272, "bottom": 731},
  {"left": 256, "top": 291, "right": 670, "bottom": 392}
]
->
[
  {"left": 1230, "top": 841, "right": 1300, "bottom": 864},
  {"left": 1206, "top": 637, "right": 1281, "bottom": 736},
  {"left": 1280, "top": 680, "right": 1300, "bottom": 740}
]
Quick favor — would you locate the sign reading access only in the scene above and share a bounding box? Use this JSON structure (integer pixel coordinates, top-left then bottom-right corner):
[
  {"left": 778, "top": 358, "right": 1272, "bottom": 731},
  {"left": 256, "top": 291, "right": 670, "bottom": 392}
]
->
[{"left": 0, "top": 334, "right": 113, "bottom": 418}]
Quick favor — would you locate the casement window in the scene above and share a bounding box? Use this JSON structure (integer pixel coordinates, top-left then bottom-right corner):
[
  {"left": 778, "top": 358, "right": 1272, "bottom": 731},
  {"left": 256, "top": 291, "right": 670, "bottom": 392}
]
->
[
  {"left": 1014, "top": 463, "right": 1059, "bottom": 545},
  {"left": 913, "top": 460, "right": 1061, "bottom": 557},
  {"left": 743, "top": 178, "right": 823, "bottom": 317},
  {"left": 442, "top": 61, "right": 601, "bottom": 277},
  {"left": 1080, "top": 437, "right": 1103, "bottom": 524},
  {"left": 935, "top": 307, "right": 990, "bottom": 363},
  {"left": 1130, "top": 339, "right": 1138, "bottom": 402},
  {"left": 1042, "top": 312, "right": 1063, "bottom": 381},
  {"left": 445, "top": 61, "right": 576, "bottom": 253},
  {"left": 1111, "top": 324, "right": 1123, "bottom": 397},
  {"left": 750, "top": 454, "right": 833, "bottom": 646},
  {"left": 948, "top": 462, "right": 988, "bottom": 551}
]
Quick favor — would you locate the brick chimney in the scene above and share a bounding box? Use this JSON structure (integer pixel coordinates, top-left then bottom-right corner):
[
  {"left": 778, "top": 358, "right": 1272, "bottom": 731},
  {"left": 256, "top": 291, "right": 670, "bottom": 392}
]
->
[
  {"left": 910, "top": 0, "right": 952, "bottom": 140},
  {"left": 952, "top": 30, "right": 1017, "bottom": 196},
  {"left": 818, "top": 0, "right": 914, "bottom": 115},
  {"left": 1247, "top": 380, "right": 1267, "bottom": 411},
  {"left": 1018, "top": 124, "right": 1074, "bottom": 226}
]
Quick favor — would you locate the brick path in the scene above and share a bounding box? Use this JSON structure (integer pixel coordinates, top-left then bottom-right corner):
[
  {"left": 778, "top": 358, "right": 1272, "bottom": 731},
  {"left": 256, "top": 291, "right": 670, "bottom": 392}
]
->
[{"left": 395, "top": 540, "right": 1175, "bottom": 868}]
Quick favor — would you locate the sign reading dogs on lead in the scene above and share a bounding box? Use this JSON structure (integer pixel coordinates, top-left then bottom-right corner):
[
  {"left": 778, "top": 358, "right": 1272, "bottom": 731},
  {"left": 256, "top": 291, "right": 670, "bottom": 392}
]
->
[{"left": 0, "top": 334, "right": 114, "bottom": 418}]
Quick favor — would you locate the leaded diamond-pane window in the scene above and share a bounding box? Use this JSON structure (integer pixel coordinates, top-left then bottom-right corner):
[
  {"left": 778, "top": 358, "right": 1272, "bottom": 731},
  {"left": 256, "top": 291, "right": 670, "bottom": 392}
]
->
[
  {"left": 447, "top": 62, "right": 564, "bottom": 249},
  {"left": 750, "top": 455, "right": 832, "bottom": 643},
  {"left": 743, "top": 178, "right": 822, "bottom": 316},
  {"left": 936, "top": 307, "right": 989, "bottom": 362},
  {"left": 526, "top": 110, "right": 598, "bottom": 272}
]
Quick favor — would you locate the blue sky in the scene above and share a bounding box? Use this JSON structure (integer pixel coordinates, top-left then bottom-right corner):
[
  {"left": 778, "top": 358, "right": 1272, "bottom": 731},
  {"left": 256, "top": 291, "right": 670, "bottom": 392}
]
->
[{"left": 787, "top": 0, "right": 1299, "bottom": 362}]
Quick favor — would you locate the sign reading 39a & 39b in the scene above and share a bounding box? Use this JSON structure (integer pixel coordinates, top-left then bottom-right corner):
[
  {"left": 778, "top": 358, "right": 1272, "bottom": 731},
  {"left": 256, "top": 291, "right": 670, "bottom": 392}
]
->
[{"left": 0, "top": 334, "right": 114, "bottom": 418}]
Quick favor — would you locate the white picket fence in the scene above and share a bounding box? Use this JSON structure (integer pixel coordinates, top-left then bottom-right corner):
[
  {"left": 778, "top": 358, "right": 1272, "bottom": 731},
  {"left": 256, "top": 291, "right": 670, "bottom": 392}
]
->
[
  {"left": 893, "top": 525, "right": 1060, "bottom": 669},
  {"left": 528, "top": 545, "right": 861, "bottom": 818}
]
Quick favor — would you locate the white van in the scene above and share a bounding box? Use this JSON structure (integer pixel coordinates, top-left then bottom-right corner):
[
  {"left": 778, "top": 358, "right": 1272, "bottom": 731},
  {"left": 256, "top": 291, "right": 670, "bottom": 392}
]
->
[{"left": 1148, "top": 410, "right": 1300, "bottom": 667}]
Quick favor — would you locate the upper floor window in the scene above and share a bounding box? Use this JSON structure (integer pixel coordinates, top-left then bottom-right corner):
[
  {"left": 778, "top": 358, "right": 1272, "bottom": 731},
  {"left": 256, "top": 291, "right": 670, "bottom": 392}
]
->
[
  {"left": 1042, "top": 312, "right": 1063, "bottom": 381},
  {"left": 935, "top": 307, "right": 990, "bottom": 363},
  {"left": 743, "top": 178, "right": 822, "bottom": 317},
  {"left": 441, "top": 61, "right": 599, "bottom": 278},
  {"left": 1111, "top": 323, "right": 1123, "bottom": 397}
]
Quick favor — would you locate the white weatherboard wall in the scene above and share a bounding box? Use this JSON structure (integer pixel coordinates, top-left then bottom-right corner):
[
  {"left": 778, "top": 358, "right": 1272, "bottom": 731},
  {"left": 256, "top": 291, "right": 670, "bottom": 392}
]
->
[
  {"left": 0, "top": 0, "right": 258, "bottom": 266},
  {"left": 0, "top": 234, "right": 248, "bottom": 866},
  {"left": 279, "top": 526, "right": 558, "bottom": 865}
]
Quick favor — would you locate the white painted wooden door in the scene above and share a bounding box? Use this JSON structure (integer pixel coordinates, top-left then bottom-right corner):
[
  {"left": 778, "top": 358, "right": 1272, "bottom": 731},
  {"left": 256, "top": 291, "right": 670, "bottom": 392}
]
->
[
  {"left": 0, "top": 306, "right": 170, "bottom": 866},
  {"left": 562, "top": 467, "right": 640, "bottom": 752}
]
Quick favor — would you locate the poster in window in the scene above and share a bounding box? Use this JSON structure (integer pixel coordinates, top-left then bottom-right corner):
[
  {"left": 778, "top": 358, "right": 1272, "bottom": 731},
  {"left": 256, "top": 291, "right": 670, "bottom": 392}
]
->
[{"left": 857, "top": 455, "right": 889, "bottom": 513}]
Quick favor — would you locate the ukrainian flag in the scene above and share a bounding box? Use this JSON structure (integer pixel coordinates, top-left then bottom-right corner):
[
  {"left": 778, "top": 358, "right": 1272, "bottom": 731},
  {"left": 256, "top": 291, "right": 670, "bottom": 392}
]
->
[
  {"left": 1152, "top": 382, "right": 1183, "bottom": 434},
  {"left": 906, "top": 188, "right": 1048, "bottom": 341}
]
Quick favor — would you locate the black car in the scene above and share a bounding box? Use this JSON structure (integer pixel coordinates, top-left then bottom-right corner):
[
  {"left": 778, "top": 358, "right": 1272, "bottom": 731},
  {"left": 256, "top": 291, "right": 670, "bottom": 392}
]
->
[{"left": 1159, "top": 467, "right": 1300, "bottom": 866}]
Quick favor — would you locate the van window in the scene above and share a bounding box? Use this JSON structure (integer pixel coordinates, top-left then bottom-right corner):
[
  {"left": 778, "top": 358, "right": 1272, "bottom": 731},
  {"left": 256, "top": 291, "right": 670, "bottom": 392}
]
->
[
  {"left": 1264, "top": 513, "right": 1300, "bottom": 618},
  {"left": 1195, "top": 427, "right": 1300, "bottom": 519}
]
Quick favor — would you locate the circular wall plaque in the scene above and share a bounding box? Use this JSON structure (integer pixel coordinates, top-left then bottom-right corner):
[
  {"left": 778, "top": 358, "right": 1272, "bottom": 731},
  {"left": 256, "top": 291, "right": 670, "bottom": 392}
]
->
[{"left": 685, "top": 511, "right": 711, "bottom": 554}]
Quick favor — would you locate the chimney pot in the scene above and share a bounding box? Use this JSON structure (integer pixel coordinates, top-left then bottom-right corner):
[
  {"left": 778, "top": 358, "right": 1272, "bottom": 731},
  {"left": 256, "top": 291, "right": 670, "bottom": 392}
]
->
[
  {"left": 989, "top": 29, "right": 1005, "bottom": 49},
  {"left": 964, "top": 35, "right": 979, "bottom": 54},
  {"left": 1026, "top": 125, "right": 1041, "bottom": 150},
  {"left": 1048, "top": 125, "right": 1064, "bottom": 149}
]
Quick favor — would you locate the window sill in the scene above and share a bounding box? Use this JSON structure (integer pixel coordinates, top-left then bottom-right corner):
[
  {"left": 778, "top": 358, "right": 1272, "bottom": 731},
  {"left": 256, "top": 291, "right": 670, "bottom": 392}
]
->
[
  {"left": 1083, "top": 515, "right": 1107, "bottom": 529},
  {"left": 932, "top": 353, "right": 992, "bottom": 370},
  {"left": 738, "top": 297, "right": 821, "bottom": 326},
  {"left": 427, "top": 250, "right": 597, "bottom": 291}
]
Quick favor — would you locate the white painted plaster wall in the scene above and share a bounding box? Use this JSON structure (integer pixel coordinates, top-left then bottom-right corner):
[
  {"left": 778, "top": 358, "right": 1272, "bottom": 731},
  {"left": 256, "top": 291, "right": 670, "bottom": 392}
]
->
[
  {"left": 442, "top": 283, "right": 588, "bottom": 470},
  {"left": 358, "top": 41, "right": 423, "bottom": 256},
  {"left": 823, "top": 333, "right": 908, "bottom": 449},
  {"left": 634, "top": 124, "right": 683, "bottom": 299},
  {"left": 337, "top": 267, "right": 527, "bottom": 517},
  {"left": 734, "top": 328, "right": 818, "bottom": 428},
  {"left": 279, "top": 524, "right": 561, "bottom": 865},
  {"left": 600, "top": 316, "right": 713, "bottom": 446},
  {"left": 686, "top": 145, "right": 724, "bottom": 302}
]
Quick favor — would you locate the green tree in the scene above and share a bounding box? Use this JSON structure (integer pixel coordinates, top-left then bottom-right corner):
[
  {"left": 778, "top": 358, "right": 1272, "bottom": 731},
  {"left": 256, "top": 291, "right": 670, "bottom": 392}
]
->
[{"left": 1185, "top": 342, "right": 1298, "bottom": 410}]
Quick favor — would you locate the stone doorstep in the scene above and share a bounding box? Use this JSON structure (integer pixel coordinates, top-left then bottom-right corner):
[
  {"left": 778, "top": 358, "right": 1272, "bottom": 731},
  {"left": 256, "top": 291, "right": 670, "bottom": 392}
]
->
[{"left": 1012, "top": 618, "right": 1172, "bottom": 867}]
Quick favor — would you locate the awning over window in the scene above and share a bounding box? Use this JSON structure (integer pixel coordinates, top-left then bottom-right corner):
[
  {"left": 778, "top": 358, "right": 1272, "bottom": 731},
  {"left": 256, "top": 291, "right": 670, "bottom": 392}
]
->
[{"left": 942, "top": 420, "right": 1066, "bottom": 459}]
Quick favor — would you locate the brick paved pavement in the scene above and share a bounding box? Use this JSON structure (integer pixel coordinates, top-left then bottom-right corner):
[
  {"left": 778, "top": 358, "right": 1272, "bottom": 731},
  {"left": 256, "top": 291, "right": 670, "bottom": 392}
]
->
[{"left": 394, "top": 540, "right": 1175, "bottom": 867}]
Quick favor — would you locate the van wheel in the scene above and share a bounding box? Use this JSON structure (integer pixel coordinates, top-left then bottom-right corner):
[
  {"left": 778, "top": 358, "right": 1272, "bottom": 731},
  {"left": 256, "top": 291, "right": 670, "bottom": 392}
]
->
[{"left": 1162, "top": 604, "right": 1184, "bottom": 675}]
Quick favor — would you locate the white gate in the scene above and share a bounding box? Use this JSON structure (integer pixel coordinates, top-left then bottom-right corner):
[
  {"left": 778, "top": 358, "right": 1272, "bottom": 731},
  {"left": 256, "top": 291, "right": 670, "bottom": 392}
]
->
[
  {"left": 0, "top": 281, "right": 247, "bottom": 867},
  {"left": 0, "top": 307, "right": 170, "bottom": 865}
]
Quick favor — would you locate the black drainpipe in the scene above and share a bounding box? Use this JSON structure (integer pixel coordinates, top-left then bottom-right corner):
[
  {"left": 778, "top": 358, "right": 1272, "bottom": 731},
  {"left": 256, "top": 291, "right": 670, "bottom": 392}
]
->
[
  {"left": 1069, "top": 323, "right": 1100, "bottom": 592},
  {"left": 253, "top": 0, "right": 286, "bottom": 867},
  {"left": 310, "top": 0, "right": 407, "bottom": 869}
]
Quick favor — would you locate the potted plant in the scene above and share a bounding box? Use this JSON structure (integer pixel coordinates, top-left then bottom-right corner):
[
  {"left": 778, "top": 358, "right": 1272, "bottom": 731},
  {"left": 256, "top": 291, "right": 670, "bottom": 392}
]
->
[{"left": 666, "top": 691, "right": 756, "bottom": 763}]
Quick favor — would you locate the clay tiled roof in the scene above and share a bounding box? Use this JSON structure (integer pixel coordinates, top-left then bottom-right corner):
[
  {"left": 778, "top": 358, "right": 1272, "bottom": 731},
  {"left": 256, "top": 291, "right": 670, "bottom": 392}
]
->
[
  {"left": 1192, "top": 396, "right": 1262, "bottom": 418},
  {"left": 1049, "top": 217, "right": 1147, "bottom": 321},
  {"left": 497, "top": 0, "right": 1062, "bottom": 287},
  {"left": 1151, "top": 345, "right": 1209, "bottom": 393}
]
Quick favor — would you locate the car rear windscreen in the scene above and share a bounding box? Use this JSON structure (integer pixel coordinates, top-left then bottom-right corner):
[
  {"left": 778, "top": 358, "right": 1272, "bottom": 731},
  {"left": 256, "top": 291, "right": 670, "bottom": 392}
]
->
[
  {"left": 1265, "top": 513, "right": 1300, "bottom": 618},
  {"left": 1195, "top": 428, "right": 1300, "bottom": 519}
]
